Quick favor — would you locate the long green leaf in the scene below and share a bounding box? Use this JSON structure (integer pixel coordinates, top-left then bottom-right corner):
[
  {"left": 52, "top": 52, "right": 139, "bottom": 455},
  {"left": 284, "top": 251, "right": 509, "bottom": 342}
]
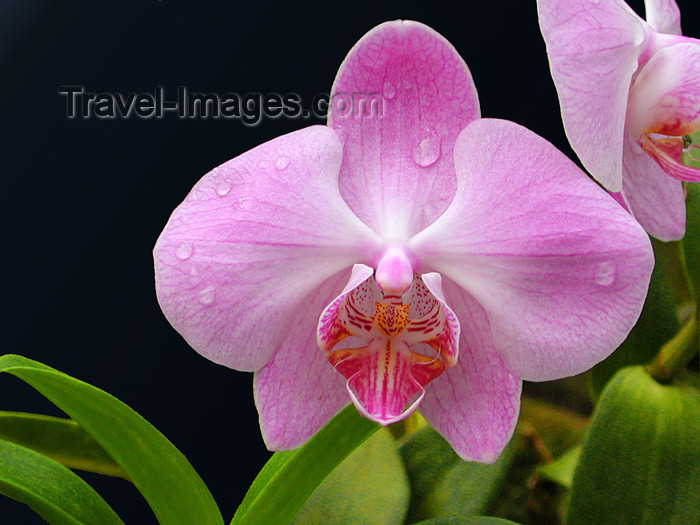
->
[
  {"left": 291, "top": 428, "right": 409, "bottom": 525},
  {"left": 0, "top": 438, "right": 123, "bottom": 525},
  {"left": 232, "top": 404, "right": 380, "bottom": 525},
  {"left": 0, "top": 354, "right": 223, "bottom": 525},
  {"left": 568, "top": 366, "right": 700, "bottom": 525},
  {"left": 0, "top": 411, "right": 125, "bottom": 478}
]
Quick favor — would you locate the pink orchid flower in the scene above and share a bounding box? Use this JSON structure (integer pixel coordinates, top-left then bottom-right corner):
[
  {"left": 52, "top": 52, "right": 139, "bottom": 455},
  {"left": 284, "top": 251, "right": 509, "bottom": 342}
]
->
[
  {"left": 538, "top": 0, "right": 700, "bottom": 241},
  {"left": 154, "top": 21, "right": 653, "bottom": 462}
]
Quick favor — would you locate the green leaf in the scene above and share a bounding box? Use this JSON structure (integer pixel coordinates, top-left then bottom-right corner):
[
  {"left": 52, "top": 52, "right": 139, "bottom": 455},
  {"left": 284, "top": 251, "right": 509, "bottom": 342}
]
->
[
  {"left": 412, "top": 517, "right": 522, "bottom": 524},
  {"left": 0, "top": 354, "right": 222, "bottom": 525},
  {"left": 399, "top": 425, "right": 521, "bottom": 523},
  {"left": 590, "top": 240, "right": 679, "bottom": 396},
  {"left": 0, "top": 438, "right": 123, "bottom": 525},
  {"left": 536, "top": 445, "right": 581, "bottom": 488},
  {"left": 232, "top": 404, "right": 380, "bottom": 525},
  {"left": 291, "top": 428, "right": 409, "bottom": 525},
  {"left": 0, "top": 411, "right": 125, "bottom": 478},
  {"left": 568, "top": 366, "right": 700, "bottom": 525}
]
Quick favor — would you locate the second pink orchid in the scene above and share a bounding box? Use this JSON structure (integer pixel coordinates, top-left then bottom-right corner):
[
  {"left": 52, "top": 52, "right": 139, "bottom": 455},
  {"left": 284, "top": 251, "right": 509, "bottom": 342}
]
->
[{"left": 538, "top": 0, "right": 700, "bottom": 241}]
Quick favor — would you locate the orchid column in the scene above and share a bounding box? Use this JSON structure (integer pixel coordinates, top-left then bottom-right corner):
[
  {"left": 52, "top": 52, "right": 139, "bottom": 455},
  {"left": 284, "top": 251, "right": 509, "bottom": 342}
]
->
[{"left": 154, "top": 21, "right": 654, "bottom": 462}]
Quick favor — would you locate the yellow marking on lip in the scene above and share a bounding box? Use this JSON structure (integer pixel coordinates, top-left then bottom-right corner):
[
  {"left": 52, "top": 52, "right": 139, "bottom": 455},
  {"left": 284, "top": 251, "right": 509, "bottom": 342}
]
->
[{"left": 374, "top": 302, "right": 410, "bottom": 337}]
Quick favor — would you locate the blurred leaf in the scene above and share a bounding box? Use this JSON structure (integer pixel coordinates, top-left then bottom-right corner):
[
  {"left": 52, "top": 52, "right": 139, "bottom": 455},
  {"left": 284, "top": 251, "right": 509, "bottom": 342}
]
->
[
  {"left": 399, "top": 425, "right": 521, "bottom": 523},
  {"left": 232, "top": 404, "right": 379, "bottom": 525},
  {"left": 590, "top": 240, "right": 679, "bottom": 397},
  {"left": 0, "top": 411, "right": 125, "bottom": 478},
  {"left": 0, "top": 438, "right": 123, "bottom": 525},
  {"left": 568, "top": 366, "right": 700, "bottom": 525},
  {"left": 519, "top": 397, "right": 588, "bottom": 456},
  {"left": 0, "top": 354, "right": 223, "bottom": 525},
  {"left": 291, "top": 428, "right": 408, "bottom": 525},
  {"left": 536, "top": 445, "right": 581, "bottom": 488},
  {"left": 412, "top": 517, "right": 522, "bottom": 524}
]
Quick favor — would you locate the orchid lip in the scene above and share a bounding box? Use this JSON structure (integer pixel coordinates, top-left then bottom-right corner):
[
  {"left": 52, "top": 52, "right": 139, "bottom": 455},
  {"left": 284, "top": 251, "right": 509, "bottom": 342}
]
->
[
  {"left": 316, "top": 265, "right": 459, "bottom": 424},
  {"left": 639, "top": 133, "right": 700, "bottom": 182}
]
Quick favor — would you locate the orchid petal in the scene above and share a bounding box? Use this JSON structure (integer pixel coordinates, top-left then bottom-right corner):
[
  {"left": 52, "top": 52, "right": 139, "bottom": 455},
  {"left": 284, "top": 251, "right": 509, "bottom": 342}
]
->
[
  {"left": 154, "top": 125, "right": 380, "bottom": 371},
  {"left": 619, "top": 134, "right": 686, "bottom": 241},
  {"left": 537, "top": 0, "right": 646, "bottom": 191},
  {"left": 253, "top": 271, "right": 351, "bottom": 450},
  {"left": 411, "top": 119, "right": 654, "bottom": 381},
  {"left": 626, "top": 43, "right": 700, "bottom": 140},
  {"left": 329, "top": 20, "right": 480, "bottom": 238},
  {"left": 420, "top": 279, "right": 521, "bottom": 463},
  {"left": 645, "top": 0, "right": 682, "bottom": 35}
]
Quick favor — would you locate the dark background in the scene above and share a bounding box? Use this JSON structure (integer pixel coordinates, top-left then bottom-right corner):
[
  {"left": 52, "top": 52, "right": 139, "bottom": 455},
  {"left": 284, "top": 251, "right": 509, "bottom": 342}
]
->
[{"left": 1, "top": 0, "right": 698, "bottom": 523}]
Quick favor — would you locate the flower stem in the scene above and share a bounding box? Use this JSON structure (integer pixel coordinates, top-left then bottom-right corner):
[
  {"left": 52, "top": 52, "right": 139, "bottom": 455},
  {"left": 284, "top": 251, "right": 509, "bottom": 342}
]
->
[{"left": 647, "top": 316, "right": 699, "bottom": 383}]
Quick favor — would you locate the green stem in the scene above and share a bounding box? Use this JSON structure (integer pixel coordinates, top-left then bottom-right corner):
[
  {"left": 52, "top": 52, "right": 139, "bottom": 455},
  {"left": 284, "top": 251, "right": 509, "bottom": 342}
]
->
[{"left": 647, "top": 316, "right": 698, "bottom": 383}]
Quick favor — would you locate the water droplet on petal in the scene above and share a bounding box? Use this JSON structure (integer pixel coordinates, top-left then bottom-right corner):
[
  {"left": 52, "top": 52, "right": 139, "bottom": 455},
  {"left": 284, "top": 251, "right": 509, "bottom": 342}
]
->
[
  {"left": 175, "top": 242, "right": 193, "bottom": 260},
  {"left": 412, "top": 133, "right": 441, "bottom": 167},
  {"left": 198, "top": 285, "right": 216, "bottom": 306},
  {"left": 258, "top": 160, "right": 271, "bottom": 170},
  {"left": 275, "top": 156, "right": 290, "bottom": 171},
  {"left": 216, "top": 180, "right": 231, "bottom": 196},
  {"left": 403, "top": 78, "right": 412, "bottom": 89},
  {"left": 594, "top": 261, "right": 616, "bottom": 287},
  {"left": 383, "top": 82, "right": 396, "bottom": 100}
]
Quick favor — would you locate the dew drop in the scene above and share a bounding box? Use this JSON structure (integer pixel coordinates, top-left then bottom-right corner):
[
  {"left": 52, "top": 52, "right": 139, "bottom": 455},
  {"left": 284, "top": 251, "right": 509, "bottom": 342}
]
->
[
  {"left": 258, "top": 160, "right": 271, "bottom": 170},
  {"left": 403, "top": 78, "right": 412, "bottom": 89},
  {"left": 275, "top": 156, "right": 290, "bottom": 171},
  {"left": 594, "top": 261, "right": 616, "bottom": 287},
  {"left": 412, "top": 133, "right": 441, "bottom": 167},
  {"left": 216, "top": 180, "right": 231, "bottom": 196},
  {"left": 198, "top": 285, "right": 216, "bottom": 306},
  {"left": 383, "top": 82, "right": 396, "bottom": 100},
  {"left": 175, "top": 242, "right": 193, "bottom": 260}
]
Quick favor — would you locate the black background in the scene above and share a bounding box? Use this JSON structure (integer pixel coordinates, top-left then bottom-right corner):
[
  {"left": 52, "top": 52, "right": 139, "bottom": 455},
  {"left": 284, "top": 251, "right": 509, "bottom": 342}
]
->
[{"left": 1, "top": 1, "right": 698, "bottom": 523}]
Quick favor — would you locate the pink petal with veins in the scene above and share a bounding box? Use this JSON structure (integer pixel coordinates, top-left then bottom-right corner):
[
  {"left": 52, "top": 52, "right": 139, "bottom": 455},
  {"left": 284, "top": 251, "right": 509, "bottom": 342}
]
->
[
  {"left": 154, "top": 126, "right": 380, "bottom": 371},
  {"left": 411, "top": 119, "right": 654, "bottom": 381},
  {"left": 329, "top": 20, "right": 480, "bottom": 238},
  {"left": 537, "top": 0, "right": 647, "bottom": 191}
]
